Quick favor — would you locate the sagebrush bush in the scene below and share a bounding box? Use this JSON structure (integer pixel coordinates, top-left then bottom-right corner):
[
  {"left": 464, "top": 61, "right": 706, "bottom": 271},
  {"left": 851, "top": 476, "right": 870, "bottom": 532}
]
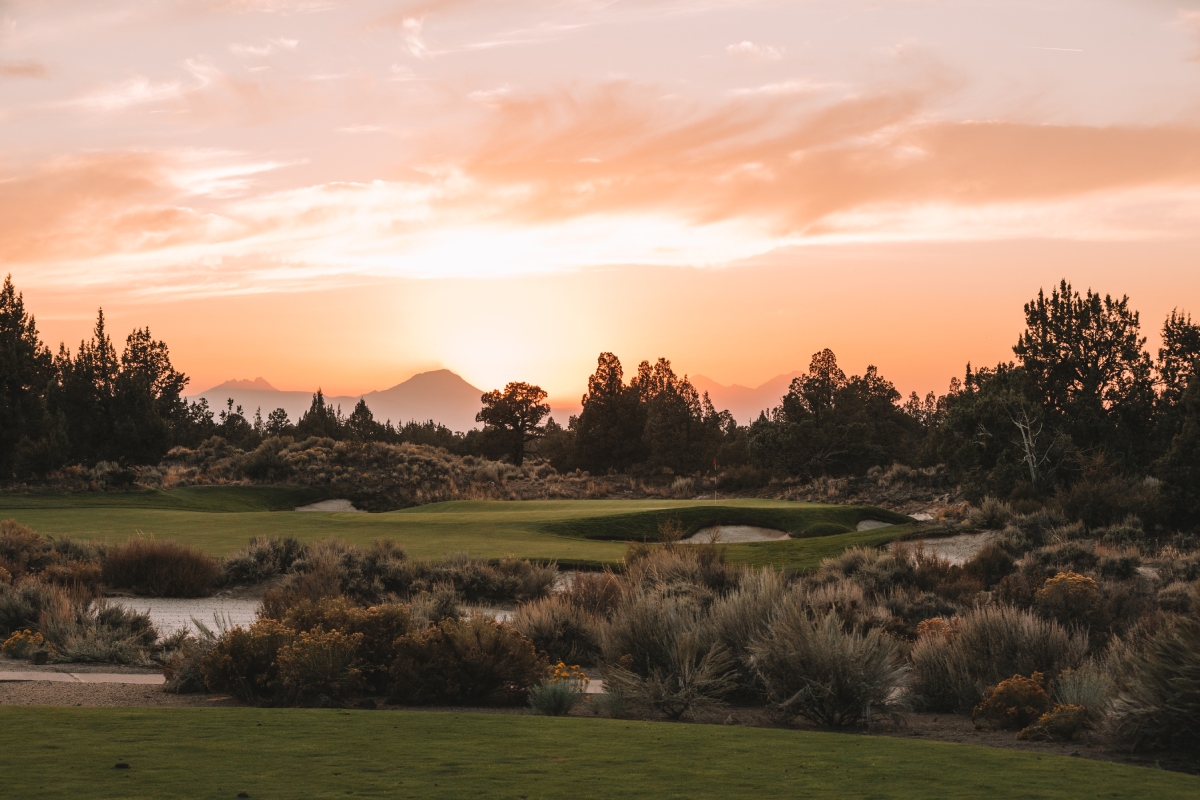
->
[
  {"left": 601, "top": 590, "right": 735, "bottom": 719},
  {"left": 972, "top": 673, "right": 1049, "bottom": 730},
  {"left": 703, "top": 568, "right": 787, "bottom": 696},
  {"left": 37, "top": 597, "right": 158, "bottom": 665},
  {"left": 1109, "top": 614, "right": 1200, "bottom": 753},
  {"left": 512, "top": 594, "right": 601, "bottom": 666},
  {"left": 222, "top": 537, "right": 308, "bottom": 585},
  {"left": 388, "top": 617, "right": 546, "bottom": 706},
  {"left": 751, "top": 607, "right": 908, "bottom": 728},
  {"left": 527, "top": 678, "right": 582, "bottom": 716},
  {"left": 0, "top": 578, "right": 70, "bottom": 638},
  {"left": 276, "top": 629, "right": 364, "bottom": 702},
  {"left": 161, "top": 621, "right": 219, "bottom": 693},
  {"left": 563, "top": 570, "right": 623, "bottom": 617},
  {"left": 409, "top": 583, "right": 461, "bottom": 629},
  {"left": 963, "top": 542, "right": 1016, "bottom": 587},
  {"left": 0, "top": 520, "right": 52, "bottom": 578},
  {"left": 201, "top": 619, "right": 296, "bottom": 701},
  {"left": 969, "top": 497, "right": 1014, "bottom": 530},
  {"left": 910, "top": 605, "right": 1087, "bottom": 712},
  {"left": 102, "top": 538, "right": 219, "bottom": 597}
]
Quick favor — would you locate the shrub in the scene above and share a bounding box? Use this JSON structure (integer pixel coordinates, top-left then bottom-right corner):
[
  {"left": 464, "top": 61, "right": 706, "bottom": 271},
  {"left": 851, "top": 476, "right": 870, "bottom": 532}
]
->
[
  {"left": 0, "top": 579, "right": 70, "bottom": 638},
  {"left": 102, "top": 538, "right": 219, "bottom": 597},
  {"left": 1099, "top": 553, "right": 1140, "bottom": 580},
  {"left": 1157, "top": 581, "right": 1195, "bottom": 613},
  {"left": 37, "top": 598, "right": 158, "bottom": 665},
  {"left": 601, "top": 591, "right": 735, "bottom": 720},
  {"left": 972, "top": 673, "right": 1049, "bottom": 729},
  {"left": 1053, "top": 665, "right": 1113, "bottom": 717},
  {"left": 512, "top": 595, "right": 601, "bottom": 666},
  {"left": 39, "top": 561, "right": 103, "bottom": 593},
  {"left": 563, "top": 570, "right": 623, "bottom": 617},
  {"left": 527, "top": 664, "right": 589, "bottom": 716},
  {"left": 222, "top": 537, "right": 308, "bottom": 585},
  {"left": 276, "top": 629, "right": 364, "bottom": 702},
  {"left": 605, "top": 630, "right": 736, "bottom": 721},
  {"left": 388, "top": 617, "right": 546, "bottom": 706},
  {"left": 161, "top": 621, "right": 219, "bottom": 693},
  {"left": 963, "top": 542, "right": 1016, "bottom": 587},
  {"left": 258, "top": 565, "right": 344, "bottom": 620},
  {"left": 0, "top": 520, "right": 52, "bottom": 578},
  {"left": 409, "top": 583, "right": 461, "bottom": 629},
  {"left": 201, "top": 619, "right": 296, "bottom": 702},
  {"left": 527, "top": 678, "right": 582, "bottom": 716},
  {"left": 281, "top": 597, "right": 412, "bottom": 692},
  {"left": 703, "top": 568, "right": 787, "bottom": 695},
  {"left": 1, "top": 629, "right": 49, "bottom": 659},
  {"left": 751, "top": 608, "right": 908, "bottom": 728},
  {"left": 910, "top": 605, "right": 1087, "bottom": 712},
  {"left": 1034, "top": 571, "right": 1100, "bottom": 627},
  {"left": 1018, "top": 704, "right": 1090, "bottom": 741},
  {"left": 1110, "top": 614, "right": 1200, "bottom": 753},
  {"left": 969, "top": 497, "right": 1014, "bottom": 530}
]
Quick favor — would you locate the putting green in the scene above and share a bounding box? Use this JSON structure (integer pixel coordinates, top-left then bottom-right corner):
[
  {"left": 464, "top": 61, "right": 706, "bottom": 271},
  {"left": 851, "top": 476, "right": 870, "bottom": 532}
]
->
[
  {"left": 0, "top": 707, "right": 1192, "bottom": 799},
  {"left": 0, "top": 487, "right": 916, "bottom": 570}
]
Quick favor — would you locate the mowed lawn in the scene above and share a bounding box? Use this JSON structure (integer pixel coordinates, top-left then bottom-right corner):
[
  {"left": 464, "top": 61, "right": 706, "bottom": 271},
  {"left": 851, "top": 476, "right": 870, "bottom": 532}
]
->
[
  {"left": 0, "top": 707, "right": 1193, "bottom": 800},
  {"left": 0, "top": 487, "right": 917, "bottom": 570}
]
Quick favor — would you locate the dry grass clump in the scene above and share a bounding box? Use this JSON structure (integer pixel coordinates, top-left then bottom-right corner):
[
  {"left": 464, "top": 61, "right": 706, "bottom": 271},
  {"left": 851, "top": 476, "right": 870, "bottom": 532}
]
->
[
  {"left": 102, "top": 538, "right": 219, "bottom": 597},
  {"left": 968, "top": 497, "right": 1015, "bottom": 530}
]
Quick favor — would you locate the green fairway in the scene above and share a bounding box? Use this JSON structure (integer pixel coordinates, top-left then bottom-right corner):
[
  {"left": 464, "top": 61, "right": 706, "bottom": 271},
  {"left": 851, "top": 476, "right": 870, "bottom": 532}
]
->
[
  {"left": 0, "top": 488, "right": 917, "bottom": 570},
  {"left": 0, "top": 707, "right": 1192, "bottom": 800}
]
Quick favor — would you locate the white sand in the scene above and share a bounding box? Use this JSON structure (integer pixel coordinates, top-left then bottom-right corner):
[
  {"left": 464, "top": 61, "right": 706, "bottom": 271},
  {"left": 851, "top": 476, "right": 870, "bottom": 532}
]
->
[
  {"left": 295, "top": 499, "right": 363, "bottom": 513},
  {"left": 109, "top": 598, "right": 260, "bottom": 635},
  {"left": 683, "top": 525, "right": 791, "bottom": 544},
  {"left": 856, "top": 519, "right": 894, "bottom": 532},
  {"left": 897, "top": 530, "right": 999, "bottom": 565}
]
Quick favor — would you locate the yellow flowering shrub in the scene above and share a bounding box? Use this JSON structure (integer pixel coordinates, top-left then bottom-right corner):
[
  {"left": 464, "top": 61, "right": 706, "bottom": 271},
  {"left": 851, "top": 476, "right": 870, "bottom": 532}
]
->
[{"left": 2, "top": 629, "right": 50, "bottom": 660}]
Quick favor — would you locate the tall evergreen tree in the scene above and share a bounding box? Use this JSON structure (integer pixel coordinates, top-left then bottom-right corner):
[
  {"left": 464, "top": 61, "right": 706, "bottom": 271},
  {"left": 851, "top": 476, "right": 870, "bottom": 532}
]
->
[{"left": 0, "top": 275, "right": 53, "bottom": 476}]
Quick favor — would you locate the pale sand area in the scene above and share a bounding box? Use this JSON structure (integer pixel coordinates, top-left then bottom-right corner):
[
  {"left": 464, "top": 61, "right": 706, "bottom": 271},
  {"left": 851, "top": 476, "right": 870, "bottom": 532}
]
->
[
  {"left": 895, "top": 530, "right": 1000, "bottom": 565},
  {"left": 684, "top": 526, "right": 790, "bottom": 543},
  {"left": 856, "top": 520, "right": 895, "bottom": 531},
  {"left": 110, "top": 597, "right": 260, "bottom": 635},
  {"left": 295, "top": 499, "right": 364, "bottom": 513}
]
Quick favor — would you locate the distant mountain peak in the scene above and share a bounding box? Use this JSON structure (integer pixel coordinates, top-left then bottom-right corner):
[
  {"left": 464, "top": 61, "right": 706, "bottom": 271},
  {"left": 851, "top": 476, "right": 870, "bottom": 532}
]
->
[{"left": 209, "top": 377, "right": 277, "bottom": 392}]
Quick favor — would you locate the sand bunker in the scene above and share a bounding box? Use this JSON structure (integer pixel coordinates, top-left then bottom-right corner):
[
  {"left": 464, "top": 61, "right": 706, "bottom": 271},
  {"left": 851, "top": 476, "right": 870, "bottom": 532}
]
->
[
  {"left": 684, "top": 525, "right": 791, "bottom": 544},
  {"left": 856, "top": 520, "right": 895, "bottom": 532},
  {"left": 295, "top": 499, "right": 363, "bottom": 513},
  {"left": 897, "top": 530, "right": 999, "bottom": 565}
]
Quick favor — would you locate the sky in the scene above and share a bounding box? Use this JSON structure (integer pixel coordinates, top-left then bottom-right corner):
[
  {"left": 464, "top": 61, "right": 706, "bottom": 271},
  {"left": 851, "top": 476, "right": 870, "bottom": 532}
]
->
[{"left": 4, "top": 0, "right": 1200, "bottom": 406}]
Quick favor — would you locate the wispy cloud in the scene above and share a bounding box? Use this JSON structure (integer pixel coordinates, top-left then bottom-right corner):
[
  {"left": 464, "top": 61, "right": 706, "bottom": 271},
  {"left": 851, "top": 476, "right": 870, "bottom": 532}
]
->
[
  {"left": 229, "top": 37, "right": 299, "bottom": 56},
  {"left": 1, "top": 60, "right": 48, "bottom": 78},
  {"left": 726, "top": 41, "right": 784, "bottom": 61},
  {"left": 732, "top": 79, "right": 834, "bottom": 97}
]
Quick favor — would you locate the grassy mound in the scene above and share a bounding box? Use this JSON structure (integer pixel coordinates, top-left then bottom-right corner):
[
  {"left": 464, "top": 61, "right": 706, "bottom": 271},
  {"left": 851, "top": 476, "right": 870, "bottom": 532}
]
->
[
  {"left": 0, "top": 707, "right": 1193, "bottom": 799},
  {"left": 541, "top": 503, "right": 907, "bottom": 541}
]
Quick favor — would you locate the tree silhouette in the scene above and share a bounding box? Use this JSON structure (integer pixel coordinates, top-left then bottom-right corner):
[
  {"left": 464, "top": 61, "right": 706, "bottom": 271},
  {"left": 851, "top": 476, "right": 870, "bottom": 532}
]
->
[{"left": 476, "top": 382, "right": 550, "bottom": 466}]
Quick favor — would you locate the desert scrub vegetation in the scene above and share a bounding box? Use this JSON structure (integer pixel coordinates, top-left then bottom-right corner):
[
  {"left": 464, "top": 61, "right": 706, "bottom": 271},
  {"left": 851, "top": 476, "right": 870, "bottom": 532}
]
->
[
  {"left": 0, "top": 577, "right": 159, "bottom": 665},
  {"left": 102, "top": 537, "right": 220, "bottom": 597}
]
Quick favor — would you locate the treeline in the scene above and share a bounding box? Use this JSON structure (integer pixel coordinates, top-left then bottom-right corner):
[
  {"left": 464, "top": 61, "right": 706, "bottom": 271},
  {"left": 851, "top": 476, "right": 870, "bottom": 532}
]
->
[{"left": 2, "top": 275, "right": 1198, "bottom": 525}]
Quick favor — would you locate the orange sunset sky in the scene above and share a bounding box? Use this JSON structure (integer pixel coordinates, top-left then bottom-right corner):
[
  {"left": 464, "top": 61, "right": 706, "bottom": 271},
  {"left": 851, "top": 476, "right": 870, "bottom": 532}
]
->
[{"left": 4, "top": 1, "right": 1200, "bottom": 407}]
